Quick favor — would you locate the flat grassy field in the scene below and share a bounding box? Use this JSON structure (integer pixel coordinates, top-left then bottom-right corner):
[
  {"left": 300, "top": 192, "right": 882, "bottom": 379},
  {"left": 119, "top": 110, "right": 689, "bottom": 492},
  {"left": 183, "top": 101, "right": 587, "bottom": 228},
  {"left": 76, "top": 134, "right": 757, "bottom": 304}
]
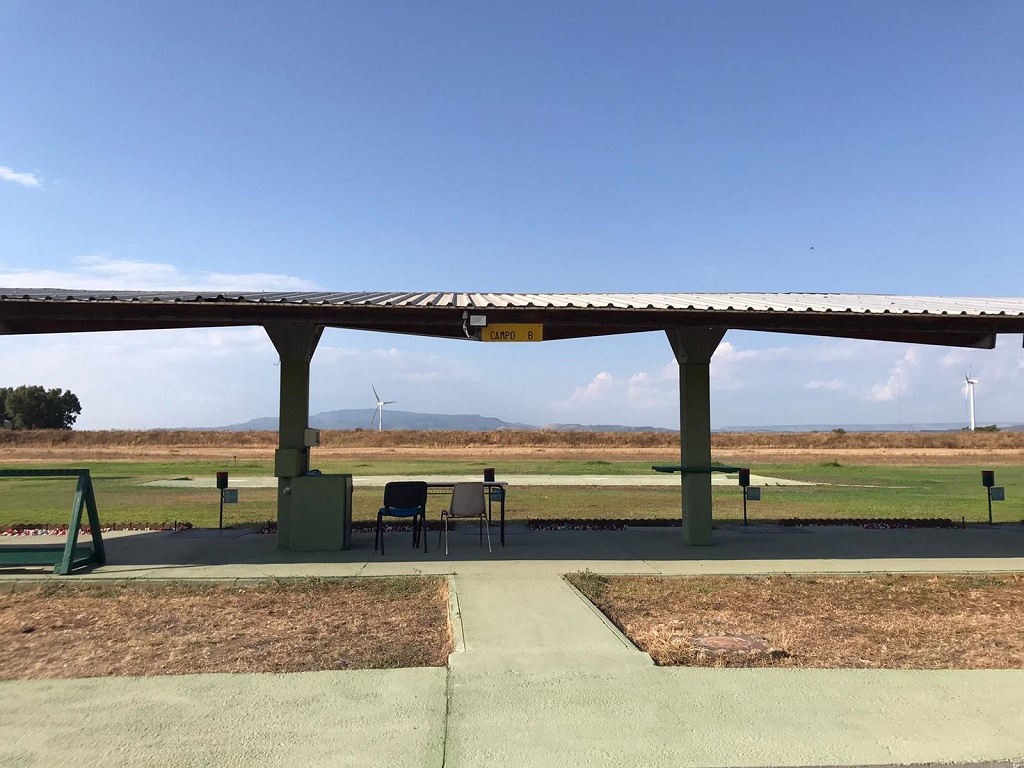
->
[{"left": 2, "top": 430, "right": 1023, "bottom": 528}]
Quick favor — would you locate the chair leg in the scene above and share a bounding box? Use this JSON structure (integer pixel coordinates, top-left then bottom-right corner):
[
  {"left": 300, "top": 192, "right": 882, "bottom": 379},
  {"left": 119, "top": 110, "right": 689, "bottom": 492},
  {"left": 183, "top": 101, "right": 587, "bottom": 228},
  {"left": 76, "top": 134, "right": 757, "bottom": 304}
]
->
[
  {"left": 484, "top": 515, "right": 492, "bottom": 553},
  {"left": 376, "top": 512, "right": 384, "bottom": 555},
  {"left": 422, "top": 511, "right": 428, "bottom": 554},
  {"left": 443, "top": 514, "right": 449, "bottom": 555}
]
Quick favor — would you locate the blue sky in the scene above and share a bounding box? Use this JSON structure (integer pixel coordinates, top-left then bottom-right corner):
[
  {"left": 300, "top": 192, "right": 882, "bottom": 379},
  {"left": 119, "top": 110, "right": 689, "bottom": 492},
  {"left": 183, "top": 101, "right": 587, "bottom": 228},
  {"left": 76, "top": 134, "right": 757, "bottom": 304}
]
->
[{"left": 2, "top": 1, "right": 1023, "bottom": 429}]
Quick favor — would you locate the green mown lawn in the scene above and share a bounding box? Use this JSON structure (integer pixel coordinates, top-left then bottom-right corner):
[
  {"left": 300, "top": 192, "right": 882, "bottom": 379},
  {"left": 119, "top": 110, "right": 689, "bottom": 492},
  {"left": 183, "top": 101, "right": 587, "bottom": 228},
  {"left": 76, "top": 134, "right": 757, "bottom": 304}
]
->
[{"left": 1, "top": 461, "right": 1021, "bottom": 528}]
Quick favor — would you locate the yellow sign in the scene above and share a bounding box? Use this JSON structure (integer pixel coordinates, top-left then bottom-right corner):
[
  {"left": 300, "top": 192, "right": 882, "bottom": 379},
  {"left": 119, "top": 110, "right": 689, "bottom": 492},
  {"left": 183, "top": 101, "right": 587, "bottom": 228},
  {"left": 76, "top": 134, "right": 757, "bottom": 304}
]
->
[{"left": 482, "top": 324, "right": 544, "bottom": 342}]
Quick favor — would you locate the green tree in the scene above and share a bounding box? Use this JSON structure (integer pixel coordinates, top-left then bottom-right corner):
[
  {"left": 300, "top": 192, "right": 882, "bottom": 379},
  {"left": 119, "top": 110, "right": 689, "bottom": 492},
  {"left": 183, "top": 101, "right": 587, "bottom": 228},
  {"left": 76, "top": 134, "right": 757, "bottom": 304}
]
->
[{"left": 0, "top": 386, "right": 82, "bottom": 430}]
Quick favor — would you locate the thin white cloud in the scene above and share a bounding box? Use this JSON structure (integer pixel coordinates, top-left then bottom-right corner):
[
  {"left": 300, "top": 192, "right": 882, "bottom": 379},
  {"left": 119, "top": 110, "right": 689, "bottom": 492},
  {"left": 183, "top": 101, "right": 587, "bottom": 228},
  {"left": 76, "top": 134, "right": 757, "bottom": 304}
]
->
[
  {"left": 0, "top": 255, "right": 318, "bottom": 291},
  {"left": 804, "top": 379, "right": 845, "bottom": 391},
  {"left": 626, "top": 362, "right": 679, "bottom": 407},
  {"left": 0, "top": 327, "right": 490, "bottom": 429},
  {"left": 710, "top": 341, "right": 787, "bottom": 391},
  {"left": 315, "top": 343, "right": 475, "bottom": 387},
  {"left": 0, "top": 165, "right": 42, "bottom": 188},
  {"left": 864, "top": 347, "right": 919, "bottom": 403},
  {"left": 939, "top": 348, "right": 974, "bottom": 370},
  {"left": 554, "top": 361, "right": 679, "bottom": 413},
  {"left": 0, "top": 328, "right": 281, "bottom": 429},
  {"left": 556, "top": 371, "right": 617, "bottom": 408},
  {"left": 556, "top": 341, "right": 797, "bottom": 416},
  {"left": 551, "top": 334, "right": 1024, "bottom": 429},
  {"left": 625, "top": 371, "right": 656, "bottom": 407},
  {"left": 865, "top": 379, "right": 897, "bottom": 402}
]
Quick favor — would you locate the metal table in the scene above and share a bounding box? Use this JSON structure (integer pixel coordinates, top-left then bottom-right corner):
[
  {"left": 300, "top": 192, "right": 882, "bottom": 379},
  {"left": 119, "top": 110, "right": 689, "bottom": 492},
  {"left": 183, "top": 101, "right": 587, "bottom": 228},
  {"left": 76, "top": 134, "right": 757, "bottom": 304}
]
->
[{"left": 425, "top": 481, "right": 509, "bottom": 546}]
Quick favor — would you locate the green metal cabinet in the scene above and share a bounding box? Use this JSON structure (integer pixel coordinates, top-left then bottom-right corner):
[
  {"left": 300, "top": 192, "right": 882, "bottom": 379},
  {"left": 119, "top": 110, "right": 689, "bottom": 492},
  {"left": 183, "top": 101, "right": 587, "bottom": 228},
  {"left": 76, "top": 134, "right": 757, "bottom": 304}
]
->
[{"left": 285, "top": 474, "right": 353, "bottom": 552}]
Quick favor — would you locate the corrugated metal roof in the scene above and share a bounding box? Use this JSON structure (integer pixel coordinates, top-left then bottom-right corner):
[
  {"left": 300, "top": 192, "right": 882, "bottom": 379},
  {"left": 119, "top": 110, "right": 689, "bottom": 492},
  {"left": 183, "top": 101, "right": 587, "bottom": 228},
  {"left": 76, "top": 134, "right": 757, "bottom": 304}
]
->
[
  {"left": 3, "top": 289, "right": 1024, "bottom": 349},
  {"left": 3, "top": 289, "right": 1024, "bottom": 316}
]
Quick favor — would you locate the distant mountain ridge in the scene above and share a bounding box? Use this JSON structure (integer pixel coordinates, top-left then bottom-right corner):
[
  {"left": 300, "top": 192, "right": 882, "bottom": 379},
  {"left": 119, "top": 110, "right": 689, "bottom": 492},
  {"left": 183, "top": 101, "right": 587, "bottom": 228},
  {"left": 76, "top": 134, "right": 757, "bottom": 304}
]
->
[
  {"left": 213, "top": 409, "right": 671, "bottom": 432},
  {"left": 539, "top": 422, "right": 675, "bottom": 433},
  {"left": 717, "top": 422, "right": 1024, "bottom": 433},
  {"left": 210, "top": 410, "right": 1023, "bottom": 433},
  {"left": 217, "top": 409, "right": 533, "bottom": 432}
]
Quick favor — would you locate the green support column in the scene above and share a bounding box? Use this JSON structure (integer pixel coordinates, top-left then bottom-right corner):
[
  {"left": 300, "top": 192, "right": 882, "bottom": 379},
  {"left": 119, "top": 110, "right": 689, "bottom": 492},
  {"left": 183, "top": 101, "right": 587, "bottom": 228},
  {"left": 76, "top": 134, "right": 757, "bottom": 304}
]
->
[
  {"left": 265, "top": 324, "right": 323, "bottom": 550},
  {"left": 666, "top": 327, "right": 726, "bottom": 546}
]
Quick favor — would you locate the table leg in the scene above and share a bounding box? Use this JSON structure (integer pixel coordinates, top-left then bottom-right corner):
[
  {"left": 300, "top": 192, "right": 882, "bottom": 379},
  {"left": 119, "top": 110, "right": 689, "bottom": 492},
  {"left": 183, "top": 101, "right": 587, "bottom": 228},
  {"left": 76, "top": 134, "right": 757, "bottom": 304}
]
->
[{"left": 500, "top": 494, "right": 505, "bottom": 546}]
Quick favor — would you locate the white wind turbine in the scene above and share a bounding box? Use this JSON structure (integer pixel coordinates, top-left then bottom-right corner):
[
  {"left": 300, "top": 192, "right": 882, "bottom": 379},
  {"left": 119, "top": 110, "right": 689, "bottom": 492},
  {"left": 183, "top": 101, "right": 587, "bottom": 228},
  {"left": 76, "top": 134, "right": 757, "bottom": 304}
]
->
[
  {"left": 965, "top": 367, "right": 978, "bottom": 431},
  {"left": 371, "top": 385, "right": 396, "bottom": 432}
]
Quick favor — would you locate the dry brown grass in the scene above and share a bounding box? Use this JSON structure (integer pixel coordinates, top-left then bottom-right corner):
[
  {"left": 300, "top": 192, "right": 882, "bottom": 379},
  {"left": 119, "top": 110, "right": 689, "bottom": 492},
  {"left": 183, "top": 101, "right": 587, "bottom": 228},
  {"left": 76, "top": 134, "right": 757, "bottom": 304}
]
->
[
  {"left": 714, "top": 430, "right": 1024, "bottom": 466},
  {"left": 0, "top": 578, "right": 452, "bottom": 680},
  {"left": 2, "top": 428, "right": 1024, "bottom": 464},
  {"left": 568, "top": 573, "right": 1024, "bottom": 669},
  {"left": 4, "top": 428, "right": 1024, "bottom": 450}
]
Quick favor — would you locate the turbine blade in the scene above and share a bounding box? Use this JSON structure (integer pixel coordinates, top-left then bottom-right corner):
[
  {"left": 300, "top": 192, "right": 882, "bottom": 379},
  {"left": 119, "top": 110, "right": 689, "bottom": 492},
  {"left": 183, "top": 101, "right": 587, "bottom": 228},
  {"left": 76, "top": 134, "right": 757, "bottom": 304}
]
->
[
  {"left": 384, "top": 400, "right": 397, "bottom": 405},
  {"left": 372, "top": 385, "right": 380, "bottom": 401}
]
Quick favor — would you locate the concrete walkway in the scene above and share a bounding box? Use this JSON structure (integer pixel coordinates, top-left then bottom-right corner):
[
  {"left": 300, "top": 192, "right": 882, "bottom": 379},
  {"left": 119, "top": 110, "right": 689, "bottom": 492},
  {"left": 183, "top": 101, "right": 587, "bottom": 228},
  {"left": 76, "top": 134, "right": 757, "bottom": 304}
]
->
[
  {"left": 2, "top": 524, "right": 1024, "bottom": 766},
  {"left": 142, "top": 471, "right": 815, "bottom": 488}
]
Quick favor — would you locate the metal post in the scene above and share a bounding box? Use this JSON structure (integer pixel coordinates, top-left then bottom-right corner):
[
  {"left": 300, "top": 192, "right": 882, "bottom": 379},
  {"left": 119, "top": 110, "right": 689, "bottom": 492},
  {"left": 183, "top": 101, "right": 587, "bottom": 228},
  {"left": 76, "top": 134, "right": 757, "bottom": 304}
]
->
[
  {"left": 739, "top": 468, "right": 750, "bottom": 526},
  {"left": 982, "top": 470, "right": 995, "bottom": 526},
  {"left": 216, "top": 471, "right": 228, "bottom": 531}
]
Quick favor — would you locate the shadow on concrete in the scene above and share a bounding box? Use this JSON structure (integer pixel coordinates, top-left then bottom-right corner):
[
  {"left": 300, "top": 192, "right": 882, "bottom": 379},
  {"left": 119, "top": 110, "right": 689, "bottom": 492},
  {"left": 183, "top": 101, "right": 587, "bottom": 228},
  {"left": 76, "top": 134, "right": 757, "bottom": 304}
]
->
[{"left": 8, "top": 522, "right": 1005, "bottom": 576}]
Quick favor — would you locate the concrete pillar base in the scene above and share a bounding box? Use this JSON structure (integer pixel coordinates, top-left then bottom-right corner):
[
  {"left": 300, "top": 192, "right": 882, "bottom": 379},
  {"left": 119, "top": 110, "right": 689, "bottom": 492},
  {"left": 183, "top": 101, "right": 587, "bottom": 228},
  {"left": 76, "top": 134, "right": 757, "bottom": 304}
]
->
[
  {"left": 666, "top": 328, "right": 726, "bottom": 547},
  {"left": 265, "top": 324, "right": 323, "bottom": 551}
]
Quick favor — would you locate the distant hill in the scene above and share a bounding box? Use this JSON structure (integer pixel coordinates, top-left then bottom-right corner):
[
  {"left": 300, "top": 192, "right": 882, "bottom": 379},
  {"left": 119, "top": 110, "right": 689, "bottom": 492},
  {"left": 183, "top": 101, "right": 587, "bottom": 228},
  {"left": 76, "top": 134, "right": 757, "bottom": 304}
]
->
[
  {"left": 716, "top": 422, "right": 1024, "bottom": 433},
  {"left": 212, "top": 409, "right": 679, "bottom": 432},
  {"left": 540, "top": 422, "right": 676, "bottom": 433},
  {"left": 210, "top": 411, "right": 1024, "bottom": 434},
  {"left": 217, "top": 409, "right": 534, "bottom": 432}
]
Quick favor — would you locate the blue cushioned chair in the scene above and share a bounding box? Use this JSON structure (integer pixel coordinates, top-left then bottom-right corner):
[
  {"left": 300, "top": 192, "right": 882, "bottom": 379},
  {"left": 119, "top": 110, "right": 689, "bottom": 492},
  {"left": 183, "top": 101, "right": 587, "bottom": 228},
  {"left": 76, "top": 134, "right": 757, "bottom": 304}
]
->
[{"left": 375, "top": 481, "right": 429, "bottom": 555}]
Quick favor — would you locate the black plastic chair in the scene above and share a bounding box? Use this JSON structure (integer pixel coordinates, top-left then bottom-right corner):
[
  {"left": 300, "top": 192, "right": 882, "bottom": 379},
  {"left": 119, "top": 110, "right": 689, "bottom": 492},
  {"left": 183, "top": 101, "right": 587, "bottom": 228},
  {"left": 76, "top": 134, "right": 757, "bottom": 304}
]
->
[{"left": 375, "top": 481, "right": 429, "bottom": 555}]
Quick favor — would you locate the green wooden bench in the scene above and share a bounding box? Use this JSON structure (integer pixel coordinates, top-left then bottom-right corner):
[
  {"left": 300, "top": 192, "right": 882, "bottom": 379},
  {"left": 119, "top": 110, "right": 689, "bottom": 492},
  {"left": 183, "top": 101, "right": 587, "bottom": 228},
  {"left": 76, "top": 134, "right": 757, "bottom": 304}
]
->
[{"left": 0, "top": 469, "right": 107, "bottom": 575}]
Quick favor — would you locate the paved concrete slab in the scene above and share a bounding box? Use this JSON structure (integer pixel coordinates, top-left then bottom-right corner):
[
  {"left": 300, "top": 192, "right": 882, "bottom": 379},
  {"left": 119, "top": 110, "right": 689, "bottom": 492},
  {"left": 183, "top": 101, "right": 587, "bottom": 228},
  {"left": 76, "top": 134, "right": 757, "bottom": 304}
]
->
[
  {"left": 0, "top": 669, "right": 446, "bottom": 768},
  {"left": 446, "top": 666, "right": 1024, "bottom": 767},
  {"left": 142, "top": 472, "right": 813, "bottom": 488},
  {"left": 3, "top": 524, "right": 1024, "bottom": 766},
  {"left": 451, "top": 574, "right": 648, "bottom": 661}
]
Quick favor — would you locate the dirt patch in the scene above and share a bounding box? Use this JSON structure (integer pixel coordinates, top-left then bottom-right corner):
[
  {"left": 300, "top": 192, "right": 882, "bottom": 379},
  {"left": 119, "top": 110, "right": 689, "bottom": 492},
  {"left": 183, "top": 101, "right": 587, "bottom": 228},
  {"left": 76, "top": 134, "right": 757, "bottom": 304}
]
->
[
  {"left": 0, "top": 578, "right": 452, "bottom": 680},
  {"left": 567, "top": 573, "right": 1024, "bottom": 669}
]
